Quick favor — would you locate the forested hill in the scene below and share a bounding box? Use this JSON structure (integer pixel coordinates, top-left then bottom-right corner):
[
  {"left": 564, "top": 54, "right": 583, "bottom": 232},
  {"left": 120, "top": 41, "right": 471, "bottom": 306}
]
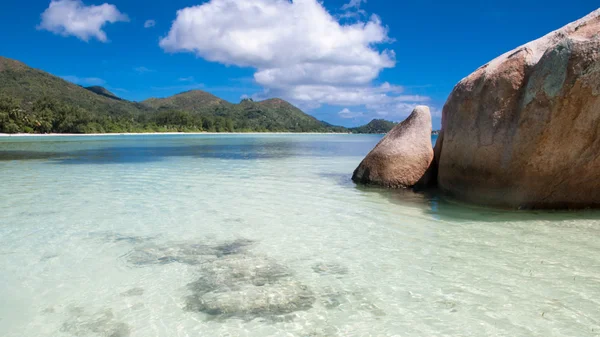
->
[
  {"left": 1, "top": 56, "right": 372, "bottom": 134},
  {"left": 349, "top": 119, "right": 398, "bottom": 134}
]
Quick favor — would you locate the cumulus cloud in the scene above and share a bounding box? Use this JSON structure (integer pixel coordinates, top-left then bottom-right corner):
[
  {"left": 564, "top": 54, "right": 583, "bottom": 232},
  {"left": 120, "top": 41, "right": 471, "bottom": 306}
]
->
[
  {"left": 38, "top": 0, "right": 129, "bottom": 42},
  {"left": 61, "top": 75, "right": 106, "bottom": 86},
  {"left": 338, "top": 108, "right": 364, "bottom": 119},
  {"left": 160, "top": 0, "right": 431, "bottom": 120},
  {"left": 144, "top": 20, "right": 156, "bottom": 28},
  {"left": 366, "top": 97, "right": 440, "bottom": 121}
]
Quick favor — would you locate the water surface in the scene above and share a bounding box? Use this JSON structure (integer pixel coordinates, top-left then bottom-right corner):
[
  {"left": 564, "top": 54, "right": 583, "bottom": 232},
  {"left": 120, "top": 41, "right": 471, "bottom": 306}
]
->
[{"left": 1, "top": 134, "right": 599, "bottom": 337}]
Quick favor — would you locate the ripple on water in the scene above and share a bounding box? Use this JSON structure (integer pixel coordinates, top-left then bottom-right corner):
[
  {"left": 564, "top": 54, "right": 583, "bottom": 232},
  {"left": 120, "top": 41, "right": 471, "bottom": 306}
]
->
[
  {"left": 122, "top": 238, "right": 254, "bottom": 266},
  {"left": 3, "top": 135, "right": 600, "bottom": 337},
  {"left": 59, "top": 307, "right": 130, "bottom": 337}
]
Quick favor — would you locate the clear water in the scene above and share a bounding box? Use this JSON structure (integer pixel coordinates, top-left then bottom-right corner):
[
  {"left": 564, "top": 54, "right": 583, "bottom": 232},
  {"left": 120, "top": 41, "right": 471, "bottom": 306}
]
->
[{"left": 1, "top": 134, "right": 599, "bottom": 337}]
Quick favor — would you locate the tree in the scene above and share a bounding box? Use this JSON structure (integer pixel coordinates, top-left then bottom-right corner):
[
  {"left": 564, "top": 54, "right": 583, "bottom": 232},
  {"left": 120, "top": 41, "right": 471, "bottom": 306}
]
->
[{"left": 0, "top": 96, "right": 23, "bottom": 133}]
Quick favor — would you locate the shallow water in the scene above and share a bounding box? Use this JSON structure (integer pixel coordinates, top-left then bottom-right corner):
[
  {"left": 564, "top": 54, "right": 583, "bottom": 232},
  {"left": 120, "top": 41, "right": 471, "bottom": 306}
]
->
[{"left": 1, "top": 134, "right": 599, "bottom": 337}]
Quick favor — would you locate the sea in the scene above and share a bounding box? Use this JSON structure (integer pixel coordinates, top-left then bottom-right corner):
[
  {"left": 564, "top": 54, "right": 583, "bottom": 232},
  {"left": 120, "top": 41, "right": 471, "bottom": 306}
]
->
[{"left": 1, "top": 134, "right": 599, "bottom": 337}]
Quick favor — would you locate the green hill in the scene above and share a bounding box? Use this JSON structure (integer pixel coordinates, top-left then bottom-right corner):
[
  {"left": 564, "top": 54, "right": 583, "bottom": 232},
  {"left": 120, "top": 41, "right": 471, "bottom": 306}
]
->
[
  {"left": 142, "top": 90, "right": 229, "bottom": 113},
  {"left": 0, "top": 57, "right": 150, "bottom": 118},
  {"left": 0, "top": 56, "right": 386, "bottom": 134},
  {"left": 349, "top": 119, "right": 397, "bottom": 134}
]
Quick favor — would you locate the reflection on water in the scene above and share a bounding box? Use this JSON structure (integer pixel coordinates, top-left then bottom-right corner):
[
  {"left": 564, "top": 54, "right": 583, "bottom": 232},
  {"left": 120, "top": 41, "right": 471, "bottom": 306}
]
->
[{"left": 1, "top": 134, "right": 600, "bottom": 337}]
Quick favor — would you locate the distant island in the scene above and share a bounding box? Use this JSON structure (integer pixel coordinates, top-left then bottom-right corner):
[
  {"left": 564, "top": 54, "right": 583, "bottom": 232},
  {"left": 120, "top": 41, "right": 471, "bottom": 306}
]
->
[{"left": 0, "top": 56, "right": 399, "bottom": 135}]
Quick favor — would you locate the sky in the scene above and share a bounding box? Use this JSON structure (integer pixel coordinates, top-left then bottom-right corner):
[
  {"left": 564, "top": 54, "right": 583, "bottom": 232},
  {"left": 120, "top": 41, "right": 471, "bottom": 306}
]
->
[{"left": 0, "top": 0, "right": 598, "bottom": 128}]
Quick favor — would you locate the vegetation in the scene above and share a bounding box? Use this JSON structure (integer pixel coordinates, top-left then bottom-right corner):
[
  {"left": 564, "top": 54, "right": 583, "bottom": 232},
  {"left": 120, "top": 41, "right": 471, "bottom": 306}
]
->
[
  {"left": 349, "top": 119, "right": 398, "bottom": 134},
  {"left": 0, "top": 56, "right": 391, "bottom": 134}
]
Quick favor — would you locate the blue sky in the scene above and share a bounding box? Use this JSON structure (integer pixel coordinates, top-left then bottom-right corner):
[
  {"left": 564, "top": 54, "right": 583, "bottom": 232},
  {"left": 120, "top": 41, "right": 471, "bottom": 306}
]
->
[{"left": 0, "top": 0, "right": 597, "bottom": 128}]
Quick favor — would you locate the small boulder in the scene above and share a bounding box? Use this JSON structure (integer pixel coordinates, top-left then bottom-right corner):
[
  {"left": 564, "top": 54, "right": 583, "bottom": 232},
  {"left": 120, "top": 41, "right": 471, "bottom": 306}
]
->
[{"left": 352, "top": 106, "right": 434, "bottom": 188}]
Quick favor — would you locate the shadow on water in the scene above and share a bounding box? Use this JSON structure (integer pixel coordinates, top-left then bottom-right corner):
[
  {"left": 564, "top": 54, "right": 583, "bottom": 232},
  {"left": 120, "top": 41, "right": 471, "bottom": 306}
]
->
[
  {"left": 0, "top": 150, "right": 65, "bottom": 161},
  {"left": 353, "top": 183, "right": 600, "bottom": 223},
  {"left": 0, "top": 144, "right": 294, "bottom": 164}
]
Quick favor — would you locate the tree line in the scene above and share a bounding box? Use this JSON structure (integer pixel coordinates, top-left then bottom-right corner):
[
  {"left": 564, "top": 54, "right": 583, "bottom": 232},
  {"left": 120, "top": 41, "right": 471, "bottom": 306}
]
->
[{"left": 0, "top": 96, "right": 244, "bottom": 134}]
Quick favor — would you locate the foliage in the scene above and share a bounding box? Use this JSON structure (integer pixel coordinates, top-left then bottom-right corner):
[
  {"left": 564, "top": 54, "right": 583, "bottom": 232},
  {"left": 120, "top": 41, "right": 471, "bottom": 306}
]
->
[
  {"left": 0, "top": 56, "right": 393, "bottom": 134},
  {"left": 349, "top": 119, "right": 398, "bottom": 134}
]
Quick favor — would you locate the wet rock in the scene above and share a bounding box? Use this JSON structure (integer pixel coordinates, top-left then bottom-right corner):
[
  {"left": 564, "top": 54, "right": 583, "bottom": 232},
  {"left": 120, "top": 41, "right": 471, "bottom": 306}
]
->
[
  {"left": 185, "top": 255, "right": 315, "bottom": 319},
  {"left": 60, "top": 308, "right": 130, "bottom": 337}
]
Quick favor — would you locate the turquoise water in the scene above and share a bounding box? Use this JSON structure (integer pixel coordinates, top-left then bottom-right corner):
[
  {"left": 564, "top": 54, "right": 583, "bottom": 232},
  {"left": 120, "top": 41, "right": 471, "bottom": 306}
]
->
[{"left": 1, "top": 134, "right": 600, "bottom": 337}]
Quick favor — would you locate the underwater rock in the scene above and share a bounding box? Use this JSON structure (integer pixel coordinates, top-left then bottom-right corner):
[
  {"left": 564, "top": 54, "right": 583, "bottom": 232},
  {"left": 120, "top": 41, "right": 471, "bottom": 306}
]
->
[
  {"left": 123, "top": 239, "right": 254, "bottom": 266},
  {"left": 185, "top": 255, "right": 315, "bottom": 319},
  {"left": 92, "top": 232, "right": 156, "bottom": 245},
  {"left": 319, "top": 287, "right": 386, "bottom": 316},
  {"left": 189, "top": 281, "right": 314, "bottom": 317},
  {"left": 120, "top": 288, "right": 144, "bottom": 297},
  {"left": 60, "top": 308, "right": 130, "bottom": 337}
]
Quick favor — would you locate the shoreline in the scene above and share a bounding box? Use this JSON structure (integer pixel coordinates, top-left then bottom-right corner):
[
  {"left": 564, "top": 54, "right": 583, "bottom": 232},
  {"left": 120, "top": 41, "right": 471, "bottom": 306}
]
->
[{"left": 0, "top": 132, "right": 359, "bottom": 137}]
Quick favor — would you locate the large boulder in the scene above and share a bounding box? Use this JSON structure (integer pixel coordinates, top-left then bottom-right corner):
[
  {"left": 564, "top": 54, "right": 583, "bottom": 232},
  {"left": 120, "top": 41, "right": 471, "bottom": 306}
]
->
[
  {"left": 352, "top": 106, "right": 434, "bottom": 188},
  {"left": 435, "top": 9, "right": 600, "bottom": 208}
]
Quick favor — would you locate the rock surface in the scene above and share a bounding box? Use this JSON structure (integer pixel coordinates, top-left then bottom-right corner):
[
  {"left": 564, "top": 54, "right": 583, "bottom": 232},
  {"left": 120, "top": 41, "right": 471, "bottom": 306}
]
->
[
  {"left": 185, "top": 255, "right": 315, "bottom": 319},
  {"left": 352, "top": 106, "right": 434, "bottom": 188},
  {"left": 435, "top": 9, "right": 600, "bottom": 208}
]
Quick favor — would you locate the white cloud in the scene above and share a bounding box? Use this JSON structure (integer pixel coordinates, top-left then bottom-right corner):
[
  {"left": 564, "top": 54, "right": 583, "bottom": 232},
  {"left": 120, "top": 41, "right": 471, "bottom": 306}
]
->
[
  {"left": 144, "top": 19, "right": 156, "bottom": 28},
  {"left": 38, "top": 0, "right": 129, "bottom": 42},
  {"left": 134, "top": 66, "right": 153, "bottom": 73},
  {"left": 338, "top": 108, "right": 364, "bottom": 119},
  {"left": 178, "top": 76, "right": 194, "bottom": 82},
  {"left": 340, "top": 0, "right": 367, "bottom": 19},
  {"left": 366, "top": 98, "right": 440, "bottom": 121},
  {"left": 342, "top": 0, "right": 366, "bottom": 10},
  {"left": 160, "top": 0, "right": 432, "bottom": 120},
  {"left": 61, "top": 75, "right": 106, "bottom": 86}
]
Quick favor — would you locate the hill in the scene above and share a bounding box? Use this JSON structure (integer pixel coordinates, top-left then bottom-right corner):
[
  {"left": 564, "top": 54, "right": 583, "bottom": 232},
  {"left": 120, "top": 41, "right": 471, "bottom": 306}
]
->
[
  {"left": 0, "top": 57, "right": 150, "bottom": 119},
  {"left": 350, "top": 119, "right": 397, "bottom": 134},
  {"left": 0, "top": 56, "right": 351, "bottom": 134},
  {"left": 142, "top": 90, "right": 228, "bottom": 113},
  {"left": 141, "top": 94, "right": 344, "bottom": 132},
  {"left": 0, "top": 56, "right": 396, "bottom": 134},
  {"left": 84, "top": 86, "right": 122, "bottom": 100}
]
